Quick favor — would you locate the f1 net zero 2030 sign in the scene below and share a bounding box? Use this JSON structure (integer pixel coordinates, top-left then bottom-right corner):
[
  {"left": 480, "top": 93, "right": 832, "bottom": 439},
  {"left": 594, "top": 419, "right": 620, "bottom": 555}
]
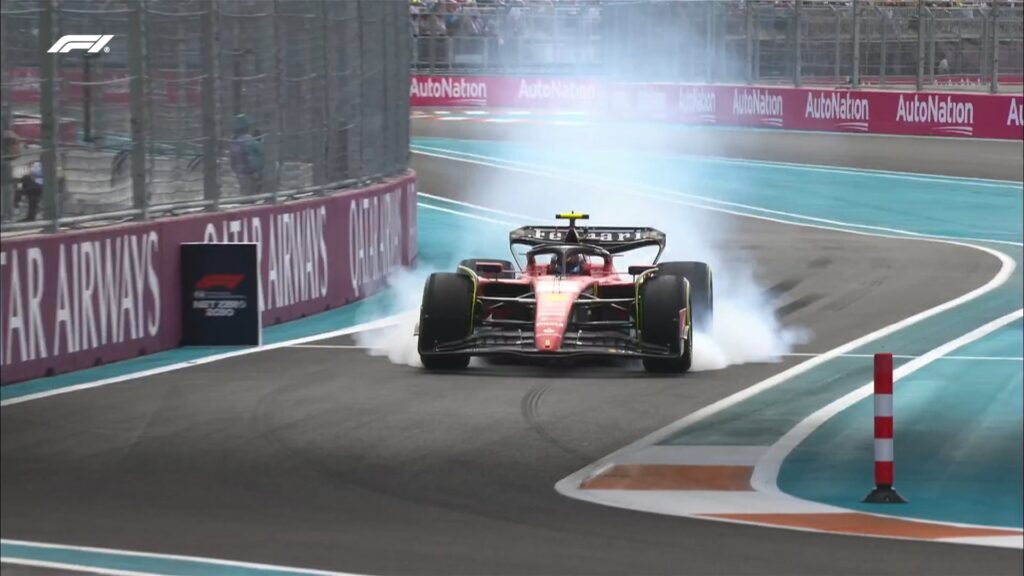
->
[{"left": 181, "top": 243, "right": 260, "bottom": 346}]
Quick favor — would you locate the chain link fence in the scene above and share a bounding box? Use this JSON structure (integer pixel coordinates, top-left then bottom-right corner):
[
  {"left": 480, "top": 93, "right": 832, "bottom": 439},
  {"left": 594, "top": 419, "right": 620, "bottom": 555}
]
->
[
  {"left": 1, "top": 0, "right": 409, "bottom": 232},
  {"left": 411, "top": 0, "right": 1023, "bottom": 90}
]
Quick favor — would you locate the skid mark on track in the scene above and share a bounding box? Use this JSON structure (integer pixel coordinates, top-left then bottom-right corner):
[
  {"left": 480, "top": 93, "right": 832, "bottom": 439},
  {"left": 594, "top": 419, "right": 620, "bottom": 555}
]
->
[
  {"left": 521, "top": 383, "right": 592, "bottom": 462},
  {"left": 774, "top": 293, "right": 826, "bottom": 318},
  {"left": 763, "top": 278, "right": 803, "bottom": 299}
]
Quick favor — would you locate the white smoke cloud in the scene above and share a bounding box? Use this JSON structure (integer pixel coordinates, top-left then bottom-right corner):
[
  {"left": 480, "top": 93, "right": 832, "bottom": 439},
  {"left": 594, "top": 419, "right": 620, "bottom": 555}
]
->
[{"left": 353, "top": 270, "right": 427, "bottom": 367}]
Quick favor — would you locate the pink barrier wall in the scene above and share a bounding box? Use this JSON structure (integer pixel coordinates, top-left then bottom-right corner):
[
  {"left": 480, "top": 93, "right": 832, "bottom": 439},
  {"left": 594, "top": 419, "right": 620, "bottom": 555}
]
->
[
  {"left": 410, "top": 75, "right": 1024, "bottom": 140},
  {"left": 0, "top": 173, "right": 418, "bottom": 384}
]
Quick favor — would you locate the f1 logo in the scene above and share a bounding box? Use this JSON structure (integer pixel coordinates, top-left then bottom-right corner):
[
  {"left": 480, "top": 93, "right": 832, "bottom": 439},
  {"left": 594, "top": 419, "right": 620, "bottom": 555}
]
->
[{"left": 47, "top": 35, "right": 114, "bottom": 54}]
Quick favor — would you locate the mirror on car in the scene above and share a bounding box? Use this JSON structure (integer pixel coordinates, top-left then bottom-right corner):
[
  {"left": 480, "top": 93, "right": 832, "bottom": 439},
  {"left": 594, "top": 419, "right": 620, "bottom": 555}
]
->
[
  {"left": 476, "top": 262, "right": 505, "bottom": 275},
  {"left": 628, "top": 265, "right": 656, "bottom": 275}
]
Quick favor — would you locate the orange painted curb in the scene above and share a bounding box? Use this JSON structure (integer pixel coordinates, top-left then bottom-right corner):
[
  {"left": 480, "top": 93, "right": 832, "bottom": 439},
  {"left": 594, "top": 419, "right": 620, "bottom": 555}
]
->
[
  {"left": 708, "top": 512, "right": 1024, "bottom": 540},
  {"left": 581, "top": 465, "right": 754, "bottom": 491}
]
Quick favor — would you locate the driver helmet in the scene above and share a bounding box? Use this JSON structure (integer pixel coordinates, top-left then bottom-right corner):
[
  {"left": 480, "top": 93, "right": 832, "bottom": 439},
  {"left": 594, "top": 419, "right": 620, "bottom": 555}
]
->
[{"left": 563, "top": 253, "right": 585, "bottom": 275}]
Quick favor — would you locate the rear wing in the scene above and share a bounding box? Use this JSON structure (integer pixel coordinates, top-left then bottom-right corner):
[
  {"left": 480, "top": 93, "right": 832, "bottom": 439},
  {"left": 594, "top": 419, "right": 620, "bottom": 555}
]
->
[{"left": 509, "top": 224, "right": 666, "bottom": 258}]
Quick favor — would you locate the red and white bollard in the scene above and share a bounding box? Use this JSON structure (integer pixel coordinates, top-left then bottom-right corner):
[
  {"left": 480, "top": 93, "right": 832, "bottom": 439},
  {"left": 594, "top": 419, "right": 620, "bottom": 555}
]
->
[{"left": 863, "top": 352, "right": 907, "bottom": 503}]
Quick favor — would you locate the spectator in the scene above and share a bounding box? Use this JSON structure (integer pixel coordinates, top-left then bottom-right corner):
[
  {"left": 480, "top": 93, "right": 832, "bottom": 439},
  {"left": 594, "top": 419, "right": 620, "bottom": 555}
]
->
[
  {"left": 229, "top": 114, "right": 264, "bottom": 197},
  {"left": 937, "top": 53, "right": 950, "bottom": 75},
  {"left": 14, "top": 161, "right": 43, "bottom": 222}
]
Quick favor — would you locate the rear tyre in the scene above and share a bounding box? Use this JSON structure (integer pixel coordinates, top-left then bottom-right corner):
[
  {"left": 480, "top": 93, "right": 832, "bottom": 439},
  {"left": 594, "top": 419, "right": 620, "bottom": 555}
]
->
[
  {"left": 418, "top": 273, "right": 474, "bottom": 370},
  {"left": 639, "top": 273, "right": 693, "bottom": 374},
  {"left": 458, "top": 258, "right": 516, "bottom": 279},
  {"left": 656, "top": 261, "right": 713, "bottom": 332}
]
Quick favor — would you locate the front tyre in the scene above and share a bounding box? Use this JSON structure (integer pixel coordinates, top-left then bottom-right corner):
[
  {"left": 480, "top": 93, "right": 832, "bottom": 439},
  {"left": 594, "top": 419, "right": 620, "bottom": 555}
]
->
[
  {"left": 639, "top": 273, "right": 693, "bottom": 374},
  {"left": 417, "top": 273, "right": 474, "bottom": 370}
]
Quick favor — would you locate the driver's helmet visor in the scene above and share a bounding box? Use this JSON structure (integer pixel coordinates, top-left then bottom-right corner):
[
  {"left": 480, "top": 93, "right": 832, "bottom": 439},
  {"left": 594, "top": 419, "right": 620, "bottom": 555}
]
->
[{"left": 554, "top": 254, "right": 585, "bottom": 275}]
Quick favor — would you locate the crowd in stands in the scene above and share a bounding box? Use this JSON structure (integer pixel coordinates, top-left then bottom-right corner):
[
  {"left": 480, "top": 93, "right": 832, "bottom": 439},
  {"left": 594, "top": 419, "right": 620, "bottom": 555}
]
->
[
  {"left": 410, "top": 0, "right": 601, "bottom": 38},
  {"left": 409, "top": 0, "right": 1013, "bottom": 39}
]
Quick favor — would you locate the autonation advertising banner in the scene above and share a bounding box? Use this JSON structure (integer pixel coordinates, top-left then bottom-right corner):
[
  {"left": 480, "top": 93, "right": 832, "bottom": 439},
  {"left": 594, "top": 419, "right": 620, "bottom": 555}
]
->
[
  {"left": 410, "top": 75, "right": 1024, "bottom": 140},
  {"left": 0, "top": 173, "right": 417, "bottom": 385}
]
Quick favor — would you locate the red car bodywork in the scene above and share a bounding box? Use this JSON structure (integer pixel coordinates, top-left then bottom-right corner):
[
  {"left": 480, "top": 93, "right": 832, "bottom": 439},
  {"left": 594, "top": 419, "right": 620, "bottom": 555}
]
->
[
  {"left": 470, "top": 256, "right": 645, "bottom": 353},
  {"left": 420, "top": 217, "right": 690, "bottom": 362}
]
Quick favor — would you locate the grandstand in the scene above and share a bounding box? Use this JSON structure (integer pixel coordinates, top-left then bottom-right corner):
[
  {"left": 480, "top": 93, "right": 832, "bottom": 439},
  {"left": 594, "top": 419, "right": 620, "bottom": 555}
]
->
[{"left": 410, "top": 0, "right": 1023, "bottom": 88}]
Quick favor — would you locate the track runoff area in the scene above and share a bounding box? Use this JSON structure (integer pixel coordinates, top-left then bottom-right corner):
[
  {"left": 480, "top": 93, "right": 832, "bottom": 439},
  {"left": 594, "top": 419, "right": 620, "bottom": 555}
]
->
[{"left": 1, "top": 127, "right": 1022, "bottom": 574}]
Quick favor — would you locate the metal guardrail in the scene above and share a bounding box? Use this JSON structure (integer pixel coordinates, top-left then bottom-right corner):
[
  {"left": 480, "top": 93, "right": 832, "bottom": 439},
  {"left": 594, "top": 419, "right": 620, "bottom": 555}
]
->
[
  {"left": 410, "top": 1, "right": 1023, "bottom": 91},
  {"left": 1, "top": 0, "right": 410, "bottom": 233}
]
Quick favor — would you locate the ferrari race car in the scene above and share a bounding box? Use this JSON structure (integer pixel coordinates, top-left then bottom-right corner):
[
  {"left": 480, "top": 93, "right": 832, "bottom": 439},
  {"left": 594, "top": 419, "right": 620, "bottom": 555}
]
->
[{"left": 417, "top": 213, "right": 713, "bottom": 373}]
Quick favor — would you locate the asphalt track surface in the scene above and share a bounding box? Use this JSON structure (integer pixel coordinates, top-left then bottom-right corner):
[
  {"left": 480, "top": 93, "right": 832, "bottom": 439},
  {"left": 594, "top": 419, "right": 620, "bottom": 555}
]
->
[{"left": 2, "top": 123, "right": 1022, "bottom": 575}]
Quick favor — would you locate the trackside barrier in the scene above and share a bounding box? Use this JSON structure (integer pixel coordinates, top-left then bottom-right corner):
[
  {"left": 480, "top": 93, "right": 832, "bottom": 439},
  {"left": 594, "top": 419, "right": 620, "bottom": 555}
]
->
[
  {"left": 0, "top": 172, "right": 418, "bottom": 385},
  {"left": 864, "top": 352, "right": 907, "bottom": 504},
  {"left": 409, "top": 75, "right": 1024, "bottom": 140}
]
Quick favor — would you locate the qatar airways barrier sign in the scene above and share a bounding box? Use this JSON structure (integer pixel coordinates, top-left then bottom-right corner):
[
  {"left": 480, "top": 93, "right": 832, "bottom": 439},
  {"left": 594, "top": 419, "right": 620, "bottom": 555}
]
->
[
  {"left": 0, "top": 173, "right": 418, "bottom": 385},
  {"left": 410, "top": 75, "right": 1023, "bottom": 140}
]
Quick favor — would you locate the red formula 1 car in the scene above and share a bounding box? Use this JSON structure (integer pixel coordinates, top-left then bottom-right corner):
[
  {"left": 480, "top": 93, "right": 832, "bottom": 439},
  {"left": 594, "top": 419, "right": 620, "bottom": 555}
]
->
[{"left": 417, "top": 213, "right": 713, "bottom": 373}]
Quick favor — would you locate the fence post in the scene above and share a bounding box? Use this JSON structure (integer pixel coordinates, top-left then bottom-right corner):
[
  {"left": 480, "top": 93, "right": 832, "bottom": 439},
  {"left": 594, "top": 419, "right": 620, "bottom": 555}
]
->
[
  {"left": 128, "top": 0, "right": 147, "bottom": 218},
  {"left": 706, "top": 1, "right": 715, "bottom": 83},
  {"left": 863, "top": 352, "right": 907, "bottom": 504},
  {"left": 745, "top": 0, "right": 754, "bottom": 84},
  {"left": 834, "top": 7, "right": 841, "bottom": 83},
  {"left": 82, "top": 55, "right": 93, "bottom": 142},
  {"left": 199, "top": 0, "right": 220, "bottom": 208},
  {"left": 852, "top": 0, "right": 861, "bottom": 88},
  {"left": 990, "top": 3, "right": 999, "bottom": 94},
  {"left": 981, "top": 10, "right": 990, "bottom": 83},
  {"left": 793, "top": 0, "right": 802, "bottom": 87},
  {"left": 928, "top": 12, "right": 936, "bottom": 85},
  {"left": 880, "top": 7, "right": 888, "bottom": 86},
  {"left": 916, "top": 0, "right": 925, "bottom": 91},
  {"left": 271, "top": 0, "right": 285, "bottom": 203},
  {"left": 0, "top": 10, "right": 11, "bottom": 223},
  {"left": 320, "top": 0, "right": 333, "bottom": 188},
  {"left": 39, "top": 0, "right": 60, "bottom": 231}
]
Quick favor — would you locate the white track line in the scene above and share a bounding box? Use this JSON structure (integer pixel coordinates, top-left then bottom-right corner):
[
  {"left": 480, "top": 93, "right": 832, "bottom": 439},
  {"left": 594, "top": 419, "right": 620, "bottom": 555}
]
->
[
  {"left": 288, "top": 344, "right": 368, "bottom": 350},
  {"left": 783, "top": 352, "right": 1023, "bottom": 362},
  {"left": 0, "top": 314, "right": 408, "bottom": 407},
  {"left": 418, "top": 191, "right": 535, "bottom": 220},
  {"left": 0, "top": 539, "right": 363, "bottom": 576},
  {"left": 1, "top": 558, "right": 155, "bottom": 576},
  {"left": 418, "top": 202, "right": 515, "bottom": 225}
]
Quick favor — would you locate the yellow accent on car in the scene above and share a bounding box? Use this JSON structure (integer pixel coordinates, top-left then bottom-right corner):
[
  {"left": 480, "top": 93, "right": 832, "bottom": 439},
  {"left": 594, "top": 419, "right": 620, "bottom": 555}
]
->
[{"left": 457, "top": 265, "right": 479, "bottom": 333}]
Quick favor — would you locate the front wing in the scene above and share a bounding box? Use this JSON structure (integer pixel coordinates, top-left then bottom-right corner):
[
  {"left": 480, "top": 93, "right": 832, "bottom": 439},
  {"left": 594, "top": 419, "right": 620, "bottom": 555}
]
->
[{"left": 420, "top": 327, "right": 683, "bottom": 359}]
